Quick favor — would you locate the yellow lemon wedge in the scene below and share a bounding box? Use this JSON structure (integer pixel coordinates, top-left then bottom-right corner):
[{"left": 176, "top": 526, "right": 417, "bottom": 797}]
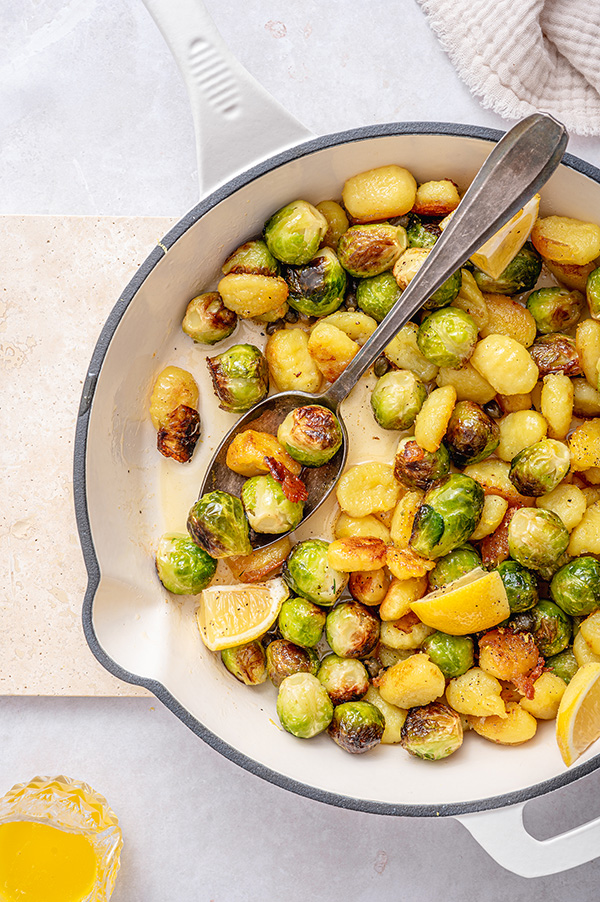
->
[
  {"left": 197, "top": 578, "right": 289, "bottom": 651},
  {"left": 556, "top": 662, "right": 600, "bottom": 767},
  {"left": 410, "top": 568, "right": 510, "bottom": 636}
]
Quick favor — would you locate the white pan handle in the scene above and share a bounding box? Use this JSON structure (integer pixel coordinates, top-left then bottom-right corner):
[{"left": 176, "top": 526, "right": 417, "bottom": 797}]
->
[
  {"left": 457, "top": 801, "right": 600, "bottom": 877},
  {"left": 141, "top": 0, "right": 313, "bottom": 197}
]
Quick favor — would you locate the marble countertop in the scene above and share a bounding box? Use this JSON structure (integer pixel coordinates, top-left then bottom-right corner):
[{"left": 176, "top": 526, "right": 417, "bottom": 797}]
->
[{"left": 4, "top": 0, "right": 600, "bottom": 898}]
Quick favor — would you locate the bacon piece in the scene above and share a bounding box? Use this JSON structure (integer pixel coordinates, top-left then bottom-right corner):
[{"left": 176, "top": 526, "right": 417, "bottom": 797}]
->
[{"left": 265, "top": 456, "right": 308, "bottom": 503}]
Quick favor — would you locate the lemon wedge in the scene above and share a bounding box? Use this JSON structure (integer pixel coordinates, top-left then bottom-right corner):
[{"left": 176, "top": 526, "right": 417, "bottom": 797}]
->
[
  {"left": 410, "top": 568, "right": 510, "bottom": 635},
  {"left": 556, "top": 662, "right": 600, "bottom": 767},
  {"left": 197, "top": 578, "right": 289, "bottom": 651}
]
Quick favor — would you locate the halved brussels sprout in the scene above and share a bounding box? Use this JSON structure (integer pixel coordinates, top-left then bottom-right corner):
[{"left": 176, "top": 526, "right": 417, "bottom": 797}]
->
[
  {"left": 221, "top": 641, "right": 267, "bottom": 685},
  {"left": 526, "top": 287, "right": 585, "bottom": 334},
  {"left": 509, "top": 438, "right": 571, "bottom": 497},
  {"left": 221, "top": 239, "right": 280, "bottom": 276},
  {"left": 496, "top": 560, "right": 538, "bottom": 613},
  {"left": 277, "top": 405, "right": 343, "bottom": 466},
  {"left": 266, "top": 639, "right": 319, "bottom": 687},
  {"left": 276, "top": 672, "right": 333, "bottom": 738},
  {"left": 182, "top": 292, "right": 237, "bottom": 345},
  {"left": 472, "top": 242, "right": 542, "bottom": 295},
  {"left": 528, "top": 334, "right": 582, "bottom": 377},
  {"left": 283, "top": 539, "right": 348, "bottom": 606},
  {"left": 417, "top": 308, "right": 478, "bottom": 368},
  {"left": 507, "top": 508, "right": 569, "bottom": 575},
  {"left": 317, "top": 654, "right": 370, "bottom": 705},
  {"left": 406, "top": 215, "right": 440, "bottom": 248},
  {"left": 285, "top": 247, "right": 347, "bottom": 316},
  {"left": 422, "top": 632, "right": 474, "bottom": 678},
  {"left": 550, "top": 556, "right": 600, "bottom": 616},
  {"left": 264, "top": 200, "right": 328, "bottom": 265},
  {"left": 278, "top": 597, "right": 326, "bottom": 647},
  {"left": 427, "top": 544, "right": 482, "bottom": 591},
  {"left": 400, "top": 702, "right": 463, "bottom": 760},
  {"left": 155, "top": 532, "right": 217, "bottom": 594},
  {"left": 410, "top": 474, "right": 485, "bottom": 559},
  {"left": 586, "top": 266, "right": 600, "bottom": 320},
  {"left": 356, "top": 271, "right": 401, "bottom": 322},
  {"left": 206, "top": 344, "right": 269, "bottom": 412},
  {"left": 328, "top": 700, "right": 385, "bottom": 754},
  {"left": 156, "top": 404, "right": 201, "bottom": 463},
  {"left": 337, "top": 223, "right": 407, "bottom": 277},
  {"left": 545, "top": 646, "right": 579, "bottom": 684},
  {"left": 325, "top": 602, "right": 380, "bottom": 659},
  {"left": 394, "top": 437, "right": 450, "bottom": 491},
  {"left": 187, "top": 490, "right": 252, "bottom": 558},
  {"left": 370, "top": 370, "right": 427, "bottom": 430},
  {"left": 444, "top": 400, "right": 500, "bottom": 468},
  {"left": 531, "top": 600, "right": 572, "bottom": 657},
  {"left": 241, "top": 474, "right": 304, "bottom": 535}
]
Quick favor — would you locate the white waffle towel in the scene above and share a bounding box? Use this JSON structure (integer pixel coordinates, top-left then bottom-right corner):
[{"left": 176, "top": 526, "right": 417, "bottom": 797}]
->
[{"left": 416, "top": 0, "right": 600, "bottom": 136}]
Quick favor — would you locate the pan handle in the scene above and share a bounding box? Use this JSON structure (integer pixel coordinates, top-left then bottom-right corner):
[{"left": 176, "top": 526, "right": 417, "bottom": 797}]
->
[
  {"left": 141, "top": 0, "right": 313, "bottom": 197},
  {"left": 457, "top": 801, "right": 600, "bottom": 877}
]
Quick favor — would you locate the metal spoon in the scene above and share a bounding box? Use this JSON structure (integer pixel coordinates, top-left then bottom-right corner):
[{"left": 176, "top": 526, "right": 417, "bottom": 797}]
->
[{"left": 200, "top": 113, "right": 568, "bottom": 549}]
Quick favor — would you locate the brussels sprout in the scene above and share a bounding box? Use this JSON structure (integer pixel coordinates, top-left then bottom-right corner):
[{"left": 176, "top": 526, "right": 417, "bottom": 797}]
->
[
  {"left": 266, "top": 639, "right": 319, "bottom": 687},
  {"left": 241, "top": 474, "right": 304, "bottom": 535},
  {"left": 531, "top": 600, "right": 572, "bottom": 657},
  {"left": 422, "top": 632, "right": 474, "bottom": 678},
  {"left": 444, "top": 400, "right": 500, "bottom": 468},
  {"left": 156, "top": 404, "right": 201, "bottom": 463},
  {"left": 283, "top": 539, "right": 348, "bottom": 606},
  {"left": 546, "top": 647, "right": 579, "bottom": 684},
  {"left": 423, "top": 268, "right": 463, "bottom": 311},
  {"left": 410, "top": 474, "right": 485, "bottom": 559},
  {"left": 472, "top": 242, "right": 542, "bottom": 295},
  {"left": 509, "top": 438, "right": 571, "bottom": 497},
  {"left": 370, "top": 370, "right": 427, "bottom": 430},
  {"left": 526, "top": 287, "right": 585, "bottom": 334},
  {"left": 284, "top": 247, "right": 347, "bottom": 317},
  {"left": 528, "top": 334, "right": 582, "bottom": 377},
  {"left": 155, "top": 532, "right": 217, "bottom": 594},
  {"left": 407, "top": 215, "right": 441, "bottom": 248},
  {"left": 328, "top": 700, "right": 385, "bottom": 754},
  {"left": 394, "top": 437, "right": 451, "bottom": 491},
  {"left": 276, "top": 672, "right": 333, "bottom": 738},
  {"left": 400, "top": 702, "right": 463, "bottom": 760},
  {"left": 356, "top": 271, "right": 401, "bottom": 322},
  {"left": 586, "top": 266, "right": 600, "bottom": 319},
  {"left": 325, "top": 602, "right": 380, "bottom": 658},
  {"left": 505, "top": 610, "right": 536, "bottom": 633},
  {"left": 507, "top": 508, "right": 569, "bottom": 575},
  {"left": 182, "top": 292, "right": 237, "bottom": 345},
  {"left": 278, "top": 597, "right": 326, "bottom": 647},
  {"left": 496, "top": 560, "right": 538, "bottom": 613},
  {"left": 337, "top": 223, "right": 407, "bottom": 277},
  {"left": 317, "top": 654, "right": 370, "bottom": 704},
  {"left": 187, "top": 491, "right": 251, "bottom": 558},
  {"left": 427, "top": 544, "right": 482, "bottom": 591},
  {"left": 277, "top": 405, "right": 342, "bottom": 466},
  {"left": 264, "top": 200, "right": 328, "bottom": 265},
  {"left": 221, "top": 239, "right": 280, "bottom": 276},
  {"left": 417, "top": 308, "right": 478, "bottom": 368},
  {"left": 550, "top": 556, "right": 600, "bottom": 616},
  {"left": 206, "top": 344, "right": 269, "bottom": 412},
  {"left": 221, "top": 641, "right": 267, "bottom": 685}
]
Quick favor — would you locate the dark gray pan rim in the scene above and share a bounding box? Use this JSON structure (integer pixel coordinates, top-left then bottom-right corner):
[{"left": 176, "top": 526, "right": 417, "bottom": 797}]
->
[{"left": 74, "top": 120, "right": 600, "bottom": 819}]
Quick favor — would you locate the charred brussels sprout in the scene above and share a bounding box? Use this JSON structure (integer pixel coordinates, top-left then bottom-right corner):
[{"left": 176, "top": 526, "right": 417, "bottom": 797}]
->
[
  {"left": 529, "top": 334, "right": 582, "bottom": 377},
  {"left": 266, "top": 639, "right": 319, "bottom": 687},
  {"left": 531, "top": 600, "right": 572, "bottom": 657},
  {"left": 496, "top": 560, "right": 538, "bottom": 613},
  {"left": 550, "top": 556, "right": 600, "bottom": 616},
  {"left": 370, "top": 370, "right": 427, "bottom": 430},
  {"left": 422, "top": 632, "right": 474, "bottom": 678},
  {"left": 221, "top": 641, "right": 267, "bottom": 685},
  {"left": 417, "top": 308, "right": 478, "bottom": 368},
  {"left": 394, "top": 438, "right": 450, "bottom": 491},
  {"left": 328, "top": 700, "right": 385, "bottom": 754},
  {"left": 406, "top": 215, "right": 441, "bottom": 248},
  {"left": 526, "top": 287, "right": 585, "bottom": 334},
  {"left": 586, "top": 266, "right": 600, "bottom": 320},
  {"left": 428, "top": 544, "right": 482, "bottom": 591},
  {"left": 278, "top": 597, "right": 326, "bottom": 647},
  {"left": 325, "top": 602, "right": 380, "bottom": 658},
  {"left": 410, "top": 474, "right": 485, "bottom": 560},
  {"left": 155, "top": 533, "right": 217, "bottom": 594},
  {"left": 221, "top": 239, "right": 280, "bottom": 276},
  {"left": 317, "top": 654, "right": 370, "bottom": 705},
  {"left": 509, "top": 438, "right": 571, "bottom": 497},
  {"left": 400, "top": 702, "right": 463, "bottom": 760},
  {"left": 507, "top": 508, "right": 569, "bottom": 576},
  {"left": 156, "top": 405, "right": 201, "bottom": 463},
  {"left": 277, "top": 405, "right": 342, "bottom": 466},
  {"left": 241, "top": 474, "right": 304, "bottom": 534},
  {"left": 472, "top": 242, "right": 542, "bottom": 295},
  {"left": 356, "top": 271, "right": 401, "bottom": 322},
  {"left": 264, "top": 200, "right": 328, "bottom": 265},
  {"left": 284, "top": 539, "right": 348, "bottom": 607},
  {"left": 444, "top": 400, "right": 500, "bottom": 468},
  {"left": 285, "top": 247, "right": 347, "bottom": 317},
  {"left": 187, "top": 491, "right": 251, "bottom": 558},
  {"left": 337, "top": 223, "right": 407, "bottom": 277},
  {"left": 546, "top": 647, "right": 579, "bottom": 684},
  {"left": 206, "top": 344, "right": 268, "bottom": 412},
  {"left": 182, "top": 292, "right": 237, "bottom": 345},
  {"left": 276, "top": 672, "right": 333, "bottom": 738}
]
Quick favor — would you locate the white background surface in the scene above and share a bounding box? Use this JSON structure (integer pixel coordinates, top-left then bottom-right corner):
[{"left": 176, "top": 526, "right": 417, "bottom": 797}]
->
[{"left": 5, "top": 0, "right": 600, "bottom": 897}]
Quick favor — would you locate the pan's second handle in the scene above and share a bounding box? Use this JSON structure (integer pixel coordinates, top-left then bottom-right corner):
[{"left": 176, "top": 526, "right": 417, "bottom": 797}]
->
[
  {"left": 141, "top": 0, "right": 313, "bottom": 197},
  {"left": 457, "top": 802, "right": 600, "bottom": 877}
]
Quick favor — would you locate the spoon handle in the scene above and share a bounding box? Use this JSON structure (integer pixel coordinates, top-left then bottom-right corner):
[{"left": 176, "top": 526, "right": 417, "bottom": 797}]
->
[{"left": 323, "top": 112, "right": 568, "bottom": 409}]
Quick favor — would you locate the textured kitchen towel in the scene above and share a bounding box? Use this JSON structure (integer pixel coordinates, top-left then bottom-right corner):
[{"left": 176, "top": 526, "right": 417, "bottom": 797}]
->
[{"left": 416, "top": 0, "right": 600, "bottom": 136}]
